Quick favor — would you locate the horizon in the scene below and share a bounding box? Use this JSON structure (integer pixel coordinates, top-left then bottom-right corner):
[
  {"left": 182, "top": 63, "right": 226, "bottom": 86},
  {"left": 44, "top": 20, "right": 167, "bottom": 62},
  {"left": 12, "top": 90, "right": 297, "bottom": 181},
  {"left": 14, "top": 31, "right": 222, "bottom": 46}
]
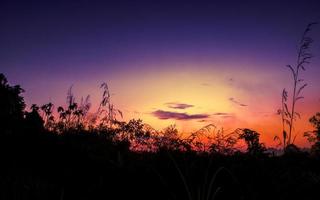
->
[{"left": 1, "top": 0, "right": 320, "bottom": 148}]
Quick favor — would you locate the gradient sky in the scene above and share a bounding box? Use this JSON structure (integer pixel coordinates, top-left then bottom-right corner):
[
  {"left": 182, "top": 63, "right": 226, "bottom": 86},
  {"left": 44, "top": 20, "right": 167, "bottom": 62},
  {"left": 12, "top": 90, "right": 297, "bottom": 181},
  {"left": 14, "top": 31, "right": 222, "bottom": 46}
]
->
[{"left": 1, "top": 0, "right": 320, "bottom": 147}]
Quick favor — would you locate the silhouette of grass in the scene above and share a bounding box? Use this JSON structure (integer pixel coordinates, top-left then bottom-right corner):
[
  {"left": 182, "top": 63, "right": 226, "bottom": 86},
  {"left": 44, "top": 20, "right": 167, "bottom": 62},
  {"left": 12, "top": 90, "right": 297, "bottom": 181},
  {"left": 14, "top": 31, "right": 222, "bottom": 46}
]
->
[{"left": 277, "top": 22, "right": 317, "bottom": 150}]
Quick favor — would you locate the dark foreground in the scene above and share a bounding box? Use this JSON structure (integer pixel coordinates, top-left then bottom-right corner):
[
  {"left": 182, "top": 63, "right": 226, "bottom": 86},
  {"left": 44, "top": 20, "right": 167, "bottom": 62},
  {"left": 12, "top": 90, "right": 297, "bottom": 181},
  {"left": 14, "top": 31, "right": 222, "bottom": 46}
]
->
[{"left": 0, "top": 133, "right": 319, "bottom": 200}]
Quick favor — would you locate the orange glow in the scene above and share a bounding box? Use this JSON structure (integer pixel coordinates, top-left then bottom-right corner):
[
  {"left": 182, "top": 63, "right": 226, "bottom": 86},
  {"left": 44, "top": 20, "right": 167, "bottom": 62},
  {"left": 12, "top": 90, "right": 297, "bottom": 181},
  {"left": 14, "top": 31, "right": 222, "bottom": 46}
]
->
[{"left": 32, "top": 62, "right": 318, "bottom": 148}]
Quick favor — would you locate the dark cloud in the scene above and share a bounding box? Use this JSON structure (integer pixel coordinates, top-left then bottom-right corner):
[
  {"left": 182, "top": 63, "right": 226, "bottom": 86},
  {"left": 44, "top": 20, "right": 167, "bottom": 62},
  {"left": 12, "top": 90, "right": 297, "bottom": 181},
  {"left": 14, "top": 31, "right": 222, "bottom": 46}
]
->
[
  {"left": 229, "top": 97, "right": 248, "bottom": 107},
  {"left": 165, "top": 102, "right": 194, "bottom": 109},
  {"left": 152, "top": 110, "right": 209, "bottom": 120}
]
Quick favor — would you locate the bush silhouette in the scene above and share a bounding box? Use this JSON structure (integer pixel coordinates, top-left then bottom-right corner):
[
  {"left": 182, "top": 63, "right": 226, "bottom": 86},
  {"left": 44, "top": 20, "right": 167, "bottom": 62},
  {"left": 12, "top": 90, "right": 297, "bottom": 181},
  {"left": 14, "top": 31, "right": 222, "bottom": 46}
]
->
[{"left": 238, "top": 128, "right": 266, "bottom": 156}]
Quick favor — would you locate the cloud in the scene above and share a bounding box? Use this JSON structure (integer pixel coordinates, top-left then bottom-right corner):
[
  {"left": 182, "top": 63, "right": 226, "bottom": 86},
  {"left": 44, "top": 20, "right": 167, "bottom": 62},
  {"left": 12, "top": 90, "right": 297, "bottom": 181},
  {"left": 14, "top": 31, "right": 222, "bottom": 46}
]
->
[
  {"left": 229, "top": 97, "right": 248, "bottom": 107},
  {"left": 212, "top": 112, "right": 235, "bottom": 119},
  {"left": 152, "top": 110, "right": 209, "bottom": 120},
  {"left": 201, "top": 83, "right": 211, "bottom": 86},
  {"left": 213, "top": 112, "right": 230, "bottom": 116},
  {"left": 226, "top": 77, "right": 234, "bottom": 86},
  {"left": 221, "top": 115, "right": 235, "bottom": 119},
  {"left": 227, "top": 77, "right": 273, "bottom": 94},
  {"left": 165, "top": 102, "right": 194, "bottom": 109}
]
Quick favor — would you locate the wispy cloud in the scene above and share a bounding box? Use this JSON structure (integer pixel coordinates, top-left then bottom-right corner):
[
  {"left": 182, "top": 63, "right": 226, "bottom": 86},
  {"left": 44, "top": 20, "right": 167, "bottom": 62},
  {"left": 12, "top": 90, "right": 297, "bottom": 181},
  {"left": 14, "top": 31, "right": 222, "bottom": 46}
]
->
[
  {"left": 229, "top": 97, "right": 248, "bottom": 107},
  {"left": 220, "top": 115, "right": 235, "bottom": 119},
  {"left": 213, "top": 112, "right": 230, "bottom": 116},
  {"left": 165, "top": 102, "right": 194, "bottom": 109},
  {"left": 201, "top": 83, "right": 211, "bottom": 87},
  {"left": 198, "top": 119, "right": 209, "bottom": 123},
  {"left": 212, "top": 112, "right": 235, "bottom": 119},
  {"left": 152, "top": 110, "right": 209, "bottom": 120}
]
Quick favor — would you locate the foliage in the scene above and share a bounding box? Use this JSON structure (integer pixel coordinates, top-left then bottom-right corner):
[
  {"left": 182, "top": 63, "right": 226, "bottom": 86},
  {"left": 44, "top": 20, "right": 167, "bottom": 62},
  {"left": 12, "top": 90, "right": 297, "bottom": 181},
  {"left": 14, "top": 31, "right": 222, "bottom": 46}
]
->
[
  {"left": 116, "top": 119, "right": 152, "bottom": 151},
  {"left": 40, "top": 102, "right": 55, "bottom": 130},
  {"left": 0, "top": 73, "right": 26, "bottom": 134},
  {"left": 1, "top": 72, "right": 320, "bottom": 200},
  {"left": 56, "top": 86, "right": 89, "bottom": 132},
  {"left": 304, "top": 112, "right": 320, "bottom": 155},
  {"left": 97, "top": 82, "right": 122, "bottom": 128},
  {"left": 237, "top": 128, "right": 266, "bottom": 155},
  {"left": 189, "top": 124, "right": 238, "bottom": 154},
  {"left": 24, "top": 104, "right": 45, "bottom": 133},
  {"left": 154, "top": 125, "right": 192, "bottom": 152}
]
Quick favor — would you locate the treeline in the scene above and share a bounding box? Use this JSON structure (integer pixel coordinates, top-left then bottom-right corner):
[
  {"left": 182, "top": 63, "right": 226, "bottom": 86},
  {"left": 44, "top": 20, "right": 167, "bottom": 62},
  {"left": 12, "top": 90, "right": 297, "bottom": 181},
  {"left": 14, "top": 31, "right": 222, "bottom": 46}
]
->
[
  {"left": 1, "top": 73, "right": 320, "bottom": 156},
  {"left": 1, "top": 73, "right": 320, "bottom": 200}
]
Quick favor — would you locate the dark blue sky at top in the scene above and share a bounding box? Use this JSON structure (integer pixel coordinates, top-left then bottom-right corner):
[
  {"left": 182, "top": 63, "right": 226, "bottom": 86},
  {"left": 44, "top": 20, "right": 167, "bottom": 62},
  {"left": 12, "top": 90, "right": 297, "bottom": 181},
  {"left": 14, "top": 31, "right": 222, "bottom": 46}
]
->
[{"left": 1, "top": 0, "right": 320, "bottom": 86}]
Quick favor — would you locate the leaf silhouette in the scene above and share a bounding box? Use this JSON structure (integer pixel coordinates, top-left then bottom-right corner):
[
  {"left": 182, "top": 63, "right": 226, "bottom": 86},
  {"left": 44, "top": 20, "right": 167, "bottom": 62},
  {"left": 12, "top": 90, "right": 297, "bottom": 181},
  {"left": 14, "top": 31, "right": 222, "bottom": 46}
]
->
[
  {"left": 295, "top": 96, "right": 304, "bottom": 101},
  {"left": 297, "top": 83, "right": 307, "bottom": 96},
  {"left": 294, "top": 112, "right": 301, "bottom": 119},
  {"left": 286, "top": 65, "right": 296, "bottom": 78}
]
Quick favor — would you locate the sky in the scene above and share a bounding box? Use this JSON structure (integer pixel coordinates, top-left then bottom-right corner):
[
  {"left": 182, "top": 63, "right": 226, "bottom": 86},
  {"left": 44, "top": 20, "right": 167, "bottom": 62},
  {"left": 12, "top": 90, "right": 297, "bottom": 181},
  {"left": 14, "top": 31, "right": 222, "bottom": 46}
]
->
[{"left": 1, "top": 0, "right": 320, "bottom": 147}]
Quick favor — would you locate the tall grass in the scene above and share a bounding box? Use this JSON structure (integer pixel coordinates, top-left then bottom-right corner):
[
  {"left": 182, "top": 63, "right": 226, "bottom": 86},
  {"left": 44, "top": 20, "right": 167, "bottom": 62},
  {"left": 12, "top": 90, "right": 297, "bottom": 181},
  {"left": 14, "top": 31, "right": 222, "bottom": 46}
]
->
[
  {"left": 165, "top": 152, "right": 240, "bottom": 200},
  {"left": 278, "top": 22, "right": 317, "bottom": 149}
]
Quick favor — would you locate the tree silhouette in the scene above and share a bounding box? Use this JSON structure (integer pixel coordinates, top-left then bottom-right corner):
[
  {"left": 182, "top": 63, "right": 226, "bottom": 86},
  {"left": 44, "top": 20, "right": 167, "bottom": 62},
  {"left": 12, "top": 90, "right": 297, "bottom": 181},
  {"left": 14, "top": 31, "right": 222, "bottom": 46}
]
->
[
  {"left": 0, "top": 73, "right": 26, "bottom": 135},
  {"left": 24, "top": 104, "right": 45, "bottom": 133},
  {"left": 117, "top": 119, "right": 152, "bottom": 151},
  {"left": 154, "top": 125, "right": 192, "bottom": 152},
  {"left": 304, "top": 112, "right": 320, "bottom": 156},
  {"left": 189, "top": 124, "right": 238, "bottom": 154},
  {"left": 238, "top": 128, "right": 266, "bottom": 155}
]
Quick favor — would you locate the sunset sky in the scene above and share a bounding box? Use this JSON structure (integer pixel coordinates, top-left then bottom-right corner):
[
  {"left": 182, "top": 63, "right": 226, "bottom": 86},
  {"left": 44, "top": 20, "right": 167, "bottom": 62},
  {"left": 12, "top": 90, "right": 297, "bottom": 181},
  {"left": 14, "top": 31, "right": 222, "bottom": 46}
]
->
[{"left": 1, "top": 0, "right": 320, "bottom": 147}]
